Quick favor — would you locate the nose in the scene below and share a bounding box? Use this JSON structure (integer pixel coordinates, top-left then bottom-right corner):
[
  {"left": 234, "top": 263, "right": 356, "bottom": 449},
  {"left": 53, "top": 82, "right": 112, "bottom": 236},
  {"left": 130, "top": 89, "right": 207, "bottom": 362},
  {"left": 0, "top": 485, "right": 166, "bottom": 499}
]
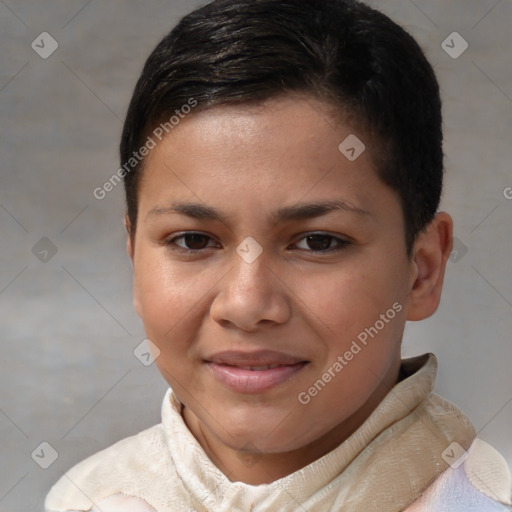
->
[{"left": 209, "top": 247, "right": 292, "bottom": 332}]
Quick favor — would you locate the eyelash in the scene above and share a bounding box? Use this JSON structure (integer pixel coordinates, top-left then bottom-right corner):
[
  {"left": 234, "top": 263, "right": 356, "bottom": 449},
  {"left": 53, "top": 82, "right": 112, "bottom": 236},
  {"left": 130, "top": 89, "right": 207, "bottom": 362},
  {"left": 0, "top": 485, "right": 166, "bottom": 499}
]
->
[{"left": 163, "top": 232, "right": 351, "bottom": 254}]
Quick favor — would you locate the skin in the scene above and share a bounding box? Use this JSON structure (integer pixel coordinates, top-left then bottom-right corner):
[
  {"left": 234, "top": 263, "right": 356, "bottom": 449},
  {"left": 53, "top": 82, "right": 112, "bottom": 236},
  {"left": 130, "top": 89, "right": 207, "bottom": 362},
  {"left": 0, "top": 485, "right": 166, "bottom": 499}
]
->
[{"left": 125, "top": 94, "right": 453, "bottom": 485}]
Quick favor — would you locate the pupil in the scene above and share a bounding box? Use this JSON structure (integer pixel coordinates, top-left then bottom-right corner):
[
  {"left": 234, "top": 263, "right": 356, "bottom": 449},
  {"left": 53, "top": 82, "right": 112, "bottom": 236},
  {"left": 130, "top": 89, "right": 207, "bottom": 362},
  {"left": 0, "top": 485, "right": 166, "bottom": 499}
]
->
[
  {"left": 186, "top": 234, "right": 207, "bottom": 249},
  {"left": 307, "top": 235, "right": 331, "bottom": 250}
]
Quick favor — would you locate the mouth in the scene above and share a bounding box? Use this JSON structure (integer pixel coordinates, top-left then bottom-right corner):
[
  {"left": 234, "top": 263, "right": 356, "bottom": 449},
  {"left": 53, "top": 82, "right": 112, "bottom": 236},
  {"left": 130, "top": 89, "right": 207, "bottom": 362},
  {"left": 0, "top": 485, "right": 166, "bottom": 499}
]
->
[
  {"left": 229, "top": 363, "right": 295, "bottom": 371},
  {"left": 204, "top": 350, "right": 310, "bottom": 393}
]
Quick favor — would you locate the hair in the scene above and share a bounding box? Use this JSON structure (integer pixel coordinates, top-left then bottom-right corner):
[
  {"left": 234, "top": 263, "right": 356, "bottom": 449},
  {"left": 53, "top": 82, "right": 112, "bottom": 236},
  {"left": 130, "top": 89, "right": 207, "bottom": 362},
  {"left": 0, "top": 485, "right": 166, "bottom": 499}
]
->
[{"left": 120, "top": 0, "right": 444, "bottom": 257}]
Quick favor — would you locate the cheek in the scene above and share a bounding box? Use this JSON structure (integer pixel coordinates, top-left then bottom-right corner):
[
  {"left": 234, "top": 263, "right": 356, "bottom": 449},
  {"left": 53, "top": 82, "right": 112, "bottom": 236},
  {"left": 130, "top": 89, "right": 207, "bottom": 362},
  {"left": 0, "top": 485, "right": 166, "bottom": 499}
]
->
[
  {"left": 134, "top": 258, "right": 207, "bottom": 388},
  {"left": 301, "top": 260, "right": 406, "bottom": 371},
  {"left": 301, "top": 265, "right": 391, "bottom": 332},
  {"left": 134, "top": 252, "right": 207, "bottom": 339}
]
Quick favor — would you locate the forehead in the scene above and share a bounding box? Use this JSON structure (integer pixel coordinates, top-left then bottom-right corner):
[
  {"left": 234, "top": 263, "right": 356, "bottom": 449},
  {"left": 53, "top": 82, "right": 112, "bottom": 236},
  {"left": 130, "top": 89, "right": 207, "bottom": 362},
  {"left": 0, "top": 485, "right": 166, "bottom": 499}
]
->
[
  {"left": 148, "top": 95, "right": 359, "bottom": 162},
  {"left": 137, "top": 95, "right": 400, "bottom": 226}
]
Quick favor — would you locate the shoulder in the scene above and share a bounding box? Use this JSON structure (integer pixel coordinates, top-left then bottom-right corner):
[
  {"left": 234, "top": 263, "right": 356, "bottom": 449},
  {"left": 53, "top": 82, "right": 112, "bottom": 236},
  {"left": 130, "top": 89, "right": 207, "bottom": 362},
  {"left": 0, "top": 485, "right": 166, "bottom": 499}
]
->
[
  {"left": 44, "top": 423, "right": 167, "bottom": 512},
  {"left": 53, "top": 494, "right": 157, "bottom": 512},
  {"left": 92, "top": 494, "right": 157, "bottom": 512},
  {"left": 464, "top": 438, "right": 512, "bottom": 505},
  {"left": 406, "top": 438, "right": 512, "bottom": 511}
]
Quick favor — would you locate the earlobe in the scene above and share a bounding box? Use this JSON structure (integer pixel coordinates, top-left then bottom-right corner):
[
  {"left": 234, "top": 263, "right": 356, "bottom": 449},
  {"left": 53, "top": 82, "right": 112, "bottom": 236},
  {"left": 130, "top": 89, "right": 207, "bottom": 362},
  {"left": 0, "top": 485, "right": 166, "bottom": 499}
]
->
[{"left": 406, "top": 212, "right": 453, "bottom": 321}]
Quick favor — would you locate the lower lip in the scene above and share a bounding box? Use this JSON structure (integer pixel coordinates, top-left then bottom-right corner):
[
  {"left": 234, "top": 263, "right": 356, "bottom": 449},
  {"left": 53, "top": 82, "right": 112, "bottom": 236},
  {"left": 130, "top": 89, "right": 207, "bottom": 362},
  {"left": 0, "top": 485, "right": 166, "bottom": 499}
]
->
[{"left": 206, "top": 362, "right": 308, "bottom": 393}]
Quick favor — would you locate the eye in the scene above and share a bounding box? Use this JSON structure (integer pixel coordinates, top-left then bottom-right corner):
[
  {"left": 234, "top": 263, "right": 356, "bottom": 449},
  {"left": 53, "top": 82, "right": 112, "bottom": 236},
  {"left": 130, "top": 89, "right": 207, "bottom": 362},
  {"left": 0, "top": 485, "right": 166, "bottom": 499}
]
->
[
  {"left": 293, "top": 233, "right": 350, "bottom": 253},
  {"left": 166, "top": 232, "right": 218, "bottom": 251},
  {"left": 164, "top": 231, "right": 351, "bottom": 254}
]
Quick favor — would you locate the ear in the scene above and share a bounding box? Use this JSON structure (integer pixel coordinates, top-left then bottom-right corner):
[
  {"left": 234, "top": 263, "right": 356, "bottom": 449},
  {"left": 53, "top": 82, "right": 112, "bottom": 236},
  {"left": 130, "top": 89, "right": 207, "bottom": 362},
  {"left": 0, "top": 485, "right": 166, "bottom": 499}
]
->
[
  {"left": 406, "top": 212, "right": 453, "bottom": 321},
  {"left": 124, "top": 215, "right": 135, "bottom": 263},
  {"left": 124, "top": 215, "right": 142, "bottom": 317}
]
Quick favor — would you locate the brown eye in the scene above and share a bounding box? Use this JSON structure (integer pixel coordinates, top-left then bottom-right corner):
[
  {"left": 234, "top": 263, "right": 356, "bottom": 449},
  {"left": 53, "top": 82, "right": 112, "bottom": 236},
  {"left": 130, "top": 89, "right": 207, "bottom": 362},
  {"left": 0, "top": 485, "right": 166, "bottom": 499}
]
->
[
  {"left": 167, "top": 233, "right": 214, "bottom": 251},
  {"left": 306, "top": 234, "right": 333, "bottom": 251},
  {"left": 183, "top": 234, "right": 210, "bottom": 250},
  {"left": 294, "top": 233, "right": 350, "bottom": 253}
]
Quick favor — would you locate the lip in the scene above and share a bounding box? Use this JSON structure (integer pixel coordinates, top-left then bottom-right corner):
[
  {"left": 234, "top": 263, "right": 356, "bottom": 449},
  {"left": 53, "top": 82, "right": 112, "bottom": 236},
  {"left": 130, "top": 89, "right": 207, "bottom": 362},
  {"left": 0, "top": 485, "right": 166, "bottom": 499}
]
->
[
  {"left": 204, "top": 350, "right": 309, "bottom": 393},
  {"left": 205, "top": 349, "right": 306, "bottom": 366}
]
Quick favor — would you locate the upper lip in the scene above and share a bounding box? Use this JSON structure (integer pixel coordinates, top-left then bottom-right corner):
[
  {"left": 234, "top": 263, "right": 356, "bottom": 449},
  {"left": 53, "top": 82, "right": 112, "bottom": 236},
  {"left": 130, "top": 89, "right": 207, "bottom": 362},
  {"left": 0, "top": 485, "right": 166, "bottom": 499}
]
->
[{"left": 205, "top": 350, "right": 308, "bottom": 367}]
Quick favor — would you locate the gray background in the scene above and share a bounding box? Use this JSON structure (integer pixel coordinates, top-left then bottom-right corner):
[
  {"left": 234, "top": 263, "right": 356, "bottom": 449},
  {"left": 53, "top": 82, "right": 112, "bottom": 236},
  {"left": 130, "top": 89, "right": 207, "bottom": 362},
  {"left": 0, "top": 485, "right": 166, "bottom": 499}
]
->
[{"left": 0, "top": 1, "right": 511, "bottom": 511}]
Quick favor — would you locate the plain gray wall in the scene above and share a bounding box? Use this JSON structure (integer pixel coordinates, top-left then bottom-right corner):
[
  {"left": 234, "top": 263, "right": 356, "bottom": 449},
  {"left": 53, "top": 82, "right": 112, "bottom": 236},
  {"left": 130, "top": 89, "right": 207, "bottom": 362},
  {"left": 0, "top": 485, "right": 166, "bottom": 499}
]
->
[{"left": 1, "top": 1, "right": 511, "bottom": 510}]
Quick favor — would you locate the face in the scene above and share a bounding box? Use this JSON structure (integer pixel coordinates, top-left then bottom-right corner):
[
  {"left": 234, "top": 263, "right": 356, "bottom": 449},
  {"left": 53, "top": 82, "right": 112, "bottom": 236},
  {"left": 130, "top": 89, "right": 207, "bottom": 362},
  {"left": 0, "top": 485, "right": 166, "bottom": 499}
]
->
[{"left": 128, "top": 95, "right": 417, "bottom": 460}]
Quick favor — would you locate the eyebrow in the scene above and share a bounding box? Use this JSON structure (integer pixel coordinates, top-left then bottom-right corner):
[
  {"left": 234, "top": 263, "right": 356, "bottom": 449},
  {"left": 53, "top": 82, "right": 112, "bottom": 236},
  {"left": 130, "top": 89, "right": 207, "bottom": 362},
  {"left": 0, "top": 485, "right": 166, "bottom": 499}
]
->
[{"left": 146, "top": 199, "right": 372, "bottom": 227}]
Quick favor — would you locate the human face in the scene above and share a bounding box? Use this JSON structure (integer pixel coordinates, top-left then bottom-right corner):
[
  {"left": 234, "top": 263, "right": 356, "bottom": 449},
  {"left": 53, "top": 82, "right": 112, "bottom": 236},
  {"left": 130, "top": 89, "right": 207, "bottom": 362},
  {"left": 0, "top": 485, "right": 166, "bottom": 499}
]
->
[{"left": 129, "top": 95, "right": 415, "bottom": 474}]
